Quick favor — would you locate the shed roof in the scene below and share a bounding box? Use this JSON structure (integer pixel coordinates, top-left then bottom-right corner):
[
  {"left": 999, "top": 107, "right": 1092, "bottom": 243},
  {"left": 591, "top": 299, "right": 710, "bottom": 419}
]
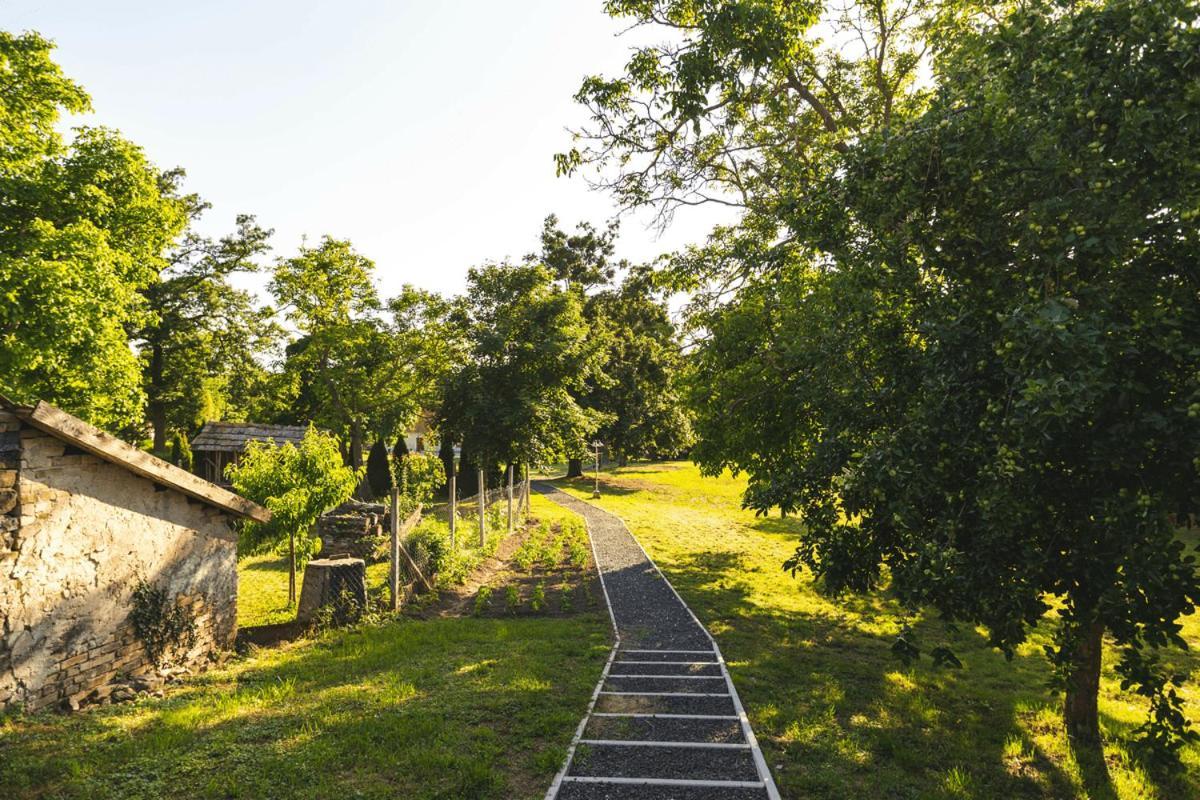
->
[
  {"left": 191, "top": 422, "right": 309, "bottom": 452},
  {"left": 0, "top": 397, "right": 270, "bottom": 523}
]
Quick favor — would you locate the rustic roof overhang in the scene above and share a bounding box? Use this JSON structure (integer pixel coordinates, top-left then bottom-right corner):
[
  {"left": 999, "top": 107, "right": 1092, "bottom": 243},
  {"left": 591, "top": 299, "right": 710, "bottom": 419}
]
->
[{"left": 0, "top": 397, "right": 271, "bottom": 524}]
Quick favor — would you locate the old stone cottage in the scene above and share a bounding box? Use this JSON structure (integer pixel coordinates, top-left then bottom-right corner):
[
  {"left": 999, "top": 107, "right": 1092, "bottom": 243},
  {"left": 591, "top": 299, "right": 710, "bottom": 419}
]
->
[{"left": 0, "top": 398, "right": 269, "bottom": 713}]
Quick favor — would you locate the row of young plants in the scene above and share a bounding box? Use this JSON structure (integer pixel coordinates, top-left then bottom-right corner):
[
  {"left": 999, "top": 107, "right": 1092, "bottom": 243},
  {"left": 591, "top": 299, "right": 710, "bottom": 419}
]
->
[{"left": 473, "top": 518, "right": 593, "bottom": 617}]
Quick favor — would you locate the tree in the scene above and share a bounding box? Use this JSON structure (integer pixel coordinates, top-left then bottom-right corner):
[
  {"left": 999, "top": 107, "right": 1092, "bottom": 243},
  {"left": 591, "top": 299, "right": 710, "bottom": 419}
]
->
[
  {"left": 365, "top": 437, "right": 393, "bottom": 499},
  {"left": 556, "top": 0, "right": 965, "bottom": 227},
  {"left": 439, "top": 262, "right": 603, "bottom": 474},
  {"left": 586, "top": 269, "right": 693, "bottom": 465},
  {"left": 138, "top": 209, "right": 277, "bottom": 454},
  {"left": 437, "top": 438, "right": 456, "bottom": 496},
  {"left": 228, "top": 427, "right": 361, "bottom": 606},
  {"left": 272, "top": 240, "right": 452, "bottom": 468},
  {"left": 686, "top": 0, "right": 1200, "bottom": 756},
  {"left": 528, "top": 215, "right": 622, "bottom": 477},
  {"left": 0, "top": 32, "right": 189, "bottom": 431}
]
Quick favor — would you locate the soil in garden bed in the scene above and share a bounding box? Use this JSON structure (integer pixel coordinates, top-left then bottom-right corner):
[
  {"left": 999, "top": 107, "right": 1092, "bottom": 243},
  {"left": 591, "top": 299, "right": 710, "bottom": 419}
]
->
[{"left": 414, "top": 514, "right": 602, "bottom": 619}]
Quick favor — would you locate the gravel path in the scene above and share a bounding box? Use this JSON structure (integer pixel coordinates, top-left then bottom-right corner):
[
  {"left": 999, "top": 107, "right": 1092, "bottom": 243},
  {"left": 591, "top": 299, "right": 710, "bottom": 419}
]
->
[{"left": 536, "top": 483, "right": 780, "bottom": 800}]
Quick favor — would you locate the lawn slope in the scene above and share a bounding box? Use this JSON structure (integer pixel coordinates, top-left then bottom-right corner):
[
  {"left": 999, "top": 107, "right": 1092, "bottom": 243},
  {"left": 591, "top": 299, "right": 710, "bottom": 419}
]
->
[{"left": 556, "top": 462, "right": 1199, "bottom": 800}]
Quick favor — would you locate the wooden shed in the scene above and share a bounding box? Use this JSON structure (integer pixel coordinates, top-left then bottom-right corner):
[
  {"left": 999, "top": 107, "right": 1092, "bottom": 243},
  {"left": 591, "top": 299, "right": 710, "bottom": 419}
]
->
[{"left": 190, "top": 422, "right": 309, "bottom": 485}]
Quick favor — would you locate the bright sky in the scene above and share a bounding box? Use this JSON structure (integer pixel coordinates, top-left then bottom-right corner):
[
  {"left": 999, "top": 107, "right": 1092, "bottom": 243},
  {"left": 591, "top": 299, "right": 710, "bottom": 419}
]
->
[{"left": 5, "top": 0, "right": 731, "bottom": 298}]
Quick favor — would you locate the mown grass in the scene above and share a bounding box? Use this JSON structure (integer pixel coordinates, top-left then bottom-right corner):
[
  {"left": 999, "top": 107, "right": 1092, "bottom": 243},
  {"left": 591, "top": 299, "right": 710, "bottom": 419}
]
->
[
  {"left": 1, "top": 495, "right": 608, "bottom": 800},
  {"left": 237, "top": 497, "right": 544, "bottom": 629},
  {"left": 554, "top": 461, "right": 1200, "bottom": 800}
]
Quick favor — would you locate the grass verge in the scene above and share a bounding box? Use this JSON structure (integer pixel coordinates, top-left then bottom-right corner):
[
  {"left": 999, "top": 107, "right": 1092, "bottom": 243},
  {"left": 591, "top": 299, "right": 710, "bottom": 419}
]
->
[{"left": 554, "top": 461, "right": 1199, "bottom": 800}]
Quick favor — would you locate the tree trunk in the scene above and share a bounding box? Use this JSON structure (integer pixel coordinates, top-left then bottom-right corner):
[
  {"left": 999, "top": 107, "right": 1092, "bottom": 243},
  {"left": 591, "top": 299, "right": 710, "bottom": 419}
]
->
[
  {"left": 1064, "top": 621, "right": 1104, "bottom": 746},
  {"left": 149, "top": 342, "right": 168, "bottom": 454},
  {"left": 349, "top": 421, "right": 364, "bottom": 468},
  {"left": 618, "top": 452, "right": 629, "bottom": 467},
  {"left": 566, "top": 458, "right": 584, "bottom": 478}
]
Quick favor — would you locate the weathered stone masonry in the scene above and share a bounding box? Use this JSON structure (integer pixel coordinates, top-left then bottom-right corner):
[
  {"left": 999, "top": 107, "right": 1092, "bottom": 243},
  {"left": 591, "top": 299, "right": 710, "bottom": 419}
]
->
[{"left": 0, "top": 408, "right": 249, "bottom": 713}]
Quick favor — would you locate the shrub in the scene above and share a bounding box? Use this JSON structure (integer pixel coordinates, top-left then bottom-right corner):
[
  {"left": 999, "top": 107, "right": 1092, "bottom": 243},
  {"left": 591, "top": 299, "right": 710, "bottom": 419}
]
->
[
  {"left": 530, "top": 583, "right": 546, "bottom": 612},
  {"left": 366, "top": 438, "right": 394, "bottom": 499},
  {"left": 505, "top": 584, "right": 520, "bottom": 613},
  {"left": 406, "top": 523, "right": 451, "bottom": 578},
  {"left": 399, "top": 452, "right": 446, "bottom": 506},
  {"left": 473, "top": 585, "right": 492, "bottom": 616}
]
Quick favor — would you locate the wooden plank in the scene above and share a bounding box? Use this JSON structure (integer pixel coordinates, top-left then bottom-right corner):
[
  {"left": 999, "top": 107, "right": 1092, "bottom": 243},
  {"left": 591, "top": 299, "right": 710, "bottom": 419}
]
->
[{"left": 22, "top": 401, "right": 271, "bottom": 523}]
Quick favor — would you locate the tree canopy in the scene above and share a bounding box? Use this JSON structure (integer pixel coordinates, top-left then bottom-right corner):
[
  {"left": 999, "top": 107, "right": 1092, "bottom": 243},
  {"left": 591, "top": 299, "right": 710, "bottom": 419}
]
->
[{"left": 579, "top": 0, "right": 1200, "bottom": 754}]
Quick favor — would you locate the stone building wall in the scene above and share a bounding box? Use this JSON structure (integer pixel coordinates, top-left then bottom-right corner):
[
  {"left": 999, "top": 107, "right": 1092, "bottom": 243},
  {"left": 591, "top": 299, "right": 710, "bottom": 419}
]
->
[{"left": 0, "top": 412, "right": 238, "bottom": 712}]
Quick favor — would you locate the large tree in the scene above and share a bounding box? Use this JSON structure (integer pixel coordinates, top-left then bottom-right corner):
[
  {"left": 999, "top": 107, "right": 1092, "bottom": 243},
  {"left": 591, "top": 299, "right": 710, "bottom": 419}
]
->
[
  {"left": 439, "top": 262, "right": 603, "bottom": 473},
  {"left": 568, "top": 0, "right": 1200, "bottom": 757},
  {"left": 139, "top": 209, "right": 277, "bottom": 454},
  {"left": 0, "top": 32, "right": 189, "bottom": 431},
  {"left": 587, "top": 268, "right": 693, "bottom": 465},
  {"left": 271, "top": 239, "right": 452, "bottom": 468}
]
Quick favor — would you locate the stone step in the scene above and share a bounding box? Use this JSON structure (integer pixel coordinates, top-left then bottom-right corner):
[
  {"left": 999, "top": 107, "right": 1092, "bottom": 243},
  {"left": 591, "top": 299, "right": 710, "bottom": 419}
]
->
[
  {"left": 604, "top": 675, "right": 728, "bottom": 694},
  {"left": 610, "top": 661, "right": 723, "bottom": 676},
  {"left": 585, "top": 715, "right": 745, "bottom": 744},
  {"left": 594, "top": 693, "right": 737, "bottom": 716},
  {"left": 556, "top": 779, "right": 769, "bottom": 800},
  {"left": 567, "top": 742, "right": 759, "bottom": 782},
  {"left": 616, "top": 649, "right": 717, "bottom": 664}
]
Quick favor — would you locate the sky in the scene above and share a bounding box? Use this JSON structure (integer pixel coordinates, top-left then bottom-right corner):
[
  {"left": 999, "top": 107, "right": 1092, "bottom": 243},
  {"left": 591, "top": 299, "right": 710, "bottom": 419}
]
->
[{"left": 4, "top": 0, "right": 732, "bottom": 298}]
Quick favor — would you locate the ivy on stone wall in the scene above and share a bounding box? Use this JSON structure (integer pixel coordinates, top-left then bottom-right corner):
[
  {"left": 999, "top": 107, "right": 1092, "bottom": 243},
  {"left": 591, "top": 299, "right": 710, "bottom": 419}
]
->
[{"left": 130, "top": 579, "right": 197, "bottom": 667}]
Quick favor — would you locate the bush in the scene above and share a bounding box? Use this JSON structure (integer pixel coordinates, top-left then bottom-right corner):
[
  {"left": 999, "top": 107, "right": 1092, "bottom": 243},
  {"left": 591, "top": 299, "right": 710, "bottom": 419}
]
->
[
  {"left": 399, "top": 452, "right": 446, "bottom": 506},
  {"left": 406, "top": 523, "right": 452, "bottom": 578}
]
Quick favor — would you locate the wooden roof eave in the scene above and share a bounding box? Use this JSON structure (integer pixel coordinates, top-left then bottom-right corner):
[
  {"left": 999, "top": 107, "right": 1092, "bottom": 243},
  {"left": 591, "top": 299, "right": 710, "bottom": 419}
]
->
[{"left": 4, "top": 399, "right": 271, "bottom": 524}]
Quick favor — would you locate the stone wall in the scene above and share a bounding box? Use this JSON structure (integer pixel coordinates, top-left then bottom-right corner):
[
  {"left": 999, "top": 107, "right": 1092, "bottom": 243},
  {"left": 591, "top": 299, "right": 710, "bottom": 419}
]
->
[{"left": 0, "top": 412, "right": 238, "bottom": 713}]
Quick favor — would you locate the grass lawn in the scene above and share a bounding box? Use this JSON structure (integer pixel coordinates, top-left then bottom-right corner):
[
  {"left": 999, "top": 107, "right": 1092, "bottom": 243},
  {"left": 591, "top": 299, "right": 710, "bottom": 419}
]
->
[
  {"left": 0, "top": 495, "right": 609, "bottom": 800},
  {"left": 554, "top": 462, "right": 1199, "bottom": 800}
]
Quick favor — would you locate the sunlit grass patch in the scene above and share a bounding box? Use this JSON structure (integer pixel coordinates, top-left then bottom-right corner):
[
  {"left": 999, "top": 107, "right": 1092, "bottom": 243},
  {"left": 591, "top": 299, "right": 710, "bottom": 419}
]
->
[{"left": 555, "top": 460, "right": 1199, "bottom": 800}]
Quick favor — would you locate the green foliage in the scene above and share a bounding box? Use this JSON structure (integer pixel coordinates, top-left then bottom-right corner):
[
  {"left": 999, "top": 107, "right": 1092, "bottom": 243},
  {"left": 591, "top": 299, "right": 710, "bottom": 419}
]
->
[
  {"left": 271, "top": 241, "right": 455, "bottom": 466},
  {"left": 139, "top": 212, "right": 277, "bottom": 452},
  {"left": 398, "top": 452, "right": 446, "bottom": 506},
  {"left": 530, "top": 583, "right": 546, "bottom": 613},
  {"left": 585, "top": 272, "right": 694, "bottom": 462},
  {"left": 228, "top": 427, "right": 361, "bottom": 565},
  {"left": 473, "top": 585, "right": 492, "bottom": 616},
  {"left": 365, "top": 438, "right": 393, "bottom": 499},
  {"left": 169, "top": 430, "right": 193, "bottom": 471},
  {"left": 405, "top": 523, "right": 452, "bottom": 579},
  {"left": 0, "top": 32, "right": 190, "bottom": 431},
  {"left": 677, "top": 0, "right": 1200, "bottom": 756},
  {"left": 439, "top": 262, "right": 604, "bottom": 466},
  {"left": 504, "top": 584, "right": 520, "bottom": 614},
  {"left": 129, "top": 579, "right": 197, "bottom": 668}
]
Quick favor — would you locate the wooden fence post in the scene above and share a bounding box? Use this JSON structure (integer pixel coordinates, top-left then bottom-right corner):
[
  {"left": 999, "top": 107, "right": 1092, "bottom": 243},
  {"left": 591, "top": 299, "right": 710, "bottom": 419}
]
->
[
  {"left": 448, "top": 474, "right": 457, "bottom": 550},
  {"left": 390, "top": 488, "right": 400, "bottom": 612},
  {"left": 507, "top": 464, "right": 514, "bottom": 535},
  {"left": 523, "top": 465, "right": 531, "bottom": 515},
  {"left": 478, "top": 467, "right": 486, "bottom": 547}
]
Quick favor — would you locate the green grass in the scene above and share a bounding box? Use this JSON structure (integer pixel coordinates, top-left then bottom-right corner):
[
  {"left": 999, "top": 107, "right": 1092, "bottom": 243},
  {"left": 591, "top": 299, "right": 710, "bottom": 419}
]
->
[
  {"left": 236, "top": 502, "right": 536, "bottom": 629},
  {"left": 554, "top": 461, "right": 1200, "bottom": 800},
  {"left": 0, "top": 614, "right": 608, "bottom": 799},
  {"left": 1, "top": 495, "right": 607, "bottom": 799}
]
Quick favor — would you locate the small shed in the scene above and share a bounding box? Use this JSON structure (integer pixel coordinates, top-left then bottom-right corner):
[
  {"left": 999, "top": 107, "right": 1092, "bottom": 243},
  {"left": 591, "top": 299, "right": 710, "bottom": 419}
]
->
[
  {"left": 190, "top": 422, "right": 309, "bottom": 485},
  {"left": 0, "top": 398, "right": 269, "bottom": 713}
]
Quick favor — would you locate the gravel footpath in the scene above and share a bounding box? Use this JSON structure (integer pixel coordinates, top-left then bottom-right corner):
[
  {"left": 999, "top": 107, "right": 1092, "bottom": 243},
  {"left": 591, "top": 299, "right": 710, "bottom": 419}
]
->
[{"left": 536, "top": 483, "right": 779, "bottom": 800}]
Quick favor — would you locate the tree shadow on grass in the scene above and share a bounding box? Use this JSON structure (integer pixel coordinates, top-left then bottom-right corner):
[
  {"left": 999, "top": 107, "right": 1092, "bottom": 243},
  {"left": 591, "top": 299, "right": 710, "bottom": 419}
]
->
[
  {"left": 0, "top": 615, "right": 611, "bottom": 800},
  {"left": 658, "top": 547, "right": 1192, "bottom": 800}
]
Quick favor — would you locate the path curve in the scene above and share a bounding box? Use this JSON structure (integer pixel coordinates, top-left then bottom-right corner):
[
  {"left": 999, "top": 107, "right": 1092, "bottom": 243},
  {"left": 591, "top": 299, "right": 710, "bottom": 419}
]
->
[{"left": 537, "top": 482, "right": 781, "bottom": 800}]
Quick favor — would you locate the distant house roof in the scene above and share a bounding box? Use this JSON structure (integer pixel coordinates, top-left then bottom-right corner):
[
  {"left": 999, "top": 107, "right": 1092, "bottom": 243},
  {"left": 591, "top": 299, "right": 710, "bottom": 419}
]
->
[
  {"left": 191, "top": 422, "right": 310, "bottom": 453},
  {"left": 0, "top": 397, "right": 270, "bottom": 523}
]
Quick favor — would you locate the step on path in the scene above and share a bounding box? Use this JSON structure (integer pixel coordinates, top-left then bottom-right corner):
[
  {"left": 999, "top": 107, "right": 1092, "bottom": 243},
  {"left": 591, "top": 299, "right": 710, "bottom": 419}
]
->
[{"left": 536, "top": 483, "right": 780, "bottom": 800}]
